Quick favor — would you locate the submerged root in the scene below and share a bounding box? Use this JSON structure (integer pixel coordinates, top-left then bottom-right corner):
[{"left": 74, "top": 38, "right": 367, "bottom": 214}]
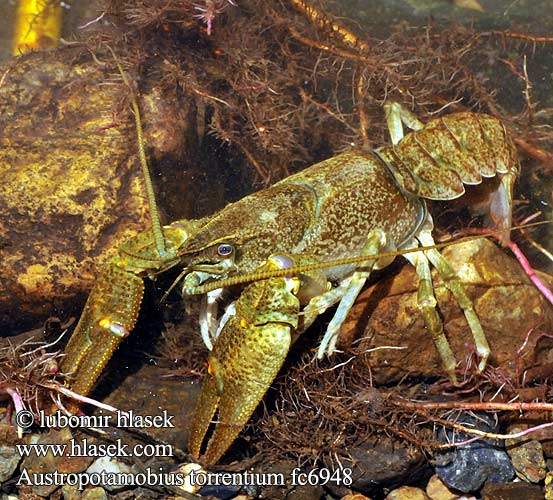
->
[
  {"left": 0, "top": 324, "right": 133, "bottom": 435},
  {"left": 78, "top": 0, "right": 553, "bottom": 185},
  {"left": 254, "top": 334, "right": 553, "bottom": 467},
  {"left": 0, "top": 325, "right": 70, "bottom": 433}
]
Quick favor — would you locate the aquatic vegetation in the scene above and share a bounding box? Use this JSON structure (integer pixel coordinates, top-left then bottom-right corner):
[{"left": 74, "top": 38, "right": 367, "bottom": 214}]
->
[
  {"left": 193, "top": 0, "right": 237, "bottom": 35},
  {"left": 83, "top": 0, "right": 553, "bottom": 185}
]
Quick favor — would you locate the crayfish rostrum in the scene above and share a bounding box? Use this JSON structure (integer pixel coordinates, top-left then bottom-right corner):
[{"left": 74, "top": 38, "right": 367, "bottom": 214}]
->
[{"left": 61, "top": 90, "right": 518, "bottom": 463}]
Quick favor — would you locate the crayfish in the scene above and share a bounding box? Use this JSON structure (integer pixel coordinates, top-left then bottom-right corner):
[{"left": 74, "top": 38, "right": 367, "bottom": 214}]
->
[{"left": 60, "top": 67, "right": 518, "bottom": 463}]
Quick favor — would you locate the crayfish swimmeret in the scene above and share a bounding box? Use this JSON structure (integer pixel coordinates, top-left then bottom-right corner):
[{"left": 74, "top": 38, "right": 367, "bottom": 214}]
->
[{"left": 61, "top": 86, "right": 518, "bottom": 463}]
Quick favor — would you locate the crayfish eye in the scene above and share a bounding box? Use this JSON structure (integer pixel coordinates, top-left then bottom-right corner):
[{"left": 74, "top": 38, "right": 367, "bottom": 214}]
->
[{"left": 217, "top": 243, "right": 234, "bottom": 257}]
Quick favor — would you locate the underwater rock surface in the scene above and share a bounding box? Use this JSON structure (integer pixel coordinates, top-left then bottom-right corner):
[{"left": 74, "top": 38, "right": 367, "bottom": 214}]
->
[{"left": 0, "top": 49, "right": 198, "bottom": 334}]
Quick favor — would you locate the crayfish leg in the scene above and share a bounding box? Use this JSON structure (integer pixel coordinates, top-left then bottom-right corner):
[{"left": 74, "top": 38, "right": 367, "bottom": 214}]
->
[
  {"left": 489, "top": 170, "right": 517, "bottom": 246},
  {"left": 384, "top": 102, "right": 424, "bottom": 145},
  {"left": 404, "top": 243, "right": 460, "bottom": 385},
  {"left": 417, "top": 217, "right": 490, "bottom": 377},
  {"left": 315, "top": 229, "right": 388, "bottom": 359}
]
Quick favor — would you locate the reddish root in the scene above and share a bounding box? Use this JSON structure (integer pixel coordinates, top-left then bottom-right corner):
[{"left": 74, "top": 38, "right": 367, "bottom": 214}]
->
[
  {"left": 0, "top": 328, "right": 70, "bottom": 431},
  {"left": 393, "top": 403, "right": 553, "bottom": 449}
]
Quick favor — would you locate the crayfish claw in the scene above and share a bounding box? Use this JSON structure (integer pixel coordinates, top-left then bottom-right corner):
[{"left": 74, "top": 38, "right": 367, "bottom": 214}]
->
[
  {"left": 190, "top": 322, "right": 292, "bottom": 464},
  {"left": 190, "top": 257, "right": 300, "bottom": 464},
  {"left": 62, "top": 264, "right": 144, "bottom": 395}
]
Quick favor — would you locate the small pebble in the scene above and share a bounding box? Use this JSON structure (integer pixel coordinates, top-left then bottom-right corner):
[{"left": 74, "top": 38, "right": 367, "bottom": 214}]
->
[
  {"left": 545, "top": 470, "right": 553, "bottom": 500},
  {"left": 0, "top": 423, "right": 22, "bottom": 484},
  {"left": 62, "top": 484, "right": 81, "bottom": 500},
  {"left": 22, "top": 428, "right": 93, "bottom": 497},
  {"left": 385, "top": 485, "right": 430, "bottom": 500},
  {"left": 426, "top": 474, "right": 459, "bottom": 500},
  {"left": 176, "top": 463, "right": 206, "bottom": 494},
  {"left": 86, "top": 455, "right": 132, "bottom": 492},
  {"left": 0, "top": 445, "right": 22, "bottom": 484},
  {"left": 506, "top": 426, "right": 546, "bottom": 483},
  {"left": 340, "top": 495, "right": 374, "bottom": 500}
]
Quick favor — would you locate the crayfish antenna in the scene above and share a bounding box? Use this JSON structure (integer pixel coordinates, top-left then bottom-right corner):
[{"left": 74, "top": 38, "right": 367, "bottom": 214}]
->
[{"left": 109, "top": 47, "right": 167, "bottom": 259}]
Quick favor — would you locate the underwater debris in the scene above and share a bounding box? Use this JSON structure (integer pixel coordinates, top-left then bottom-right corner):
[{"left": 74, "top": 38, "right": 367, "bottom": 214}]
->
[
  {"left": 84, "top": 0, "right": 553, "bottom": 185},
  {"left": 12, "top": 0, "right": 63, "bottom": 54}
]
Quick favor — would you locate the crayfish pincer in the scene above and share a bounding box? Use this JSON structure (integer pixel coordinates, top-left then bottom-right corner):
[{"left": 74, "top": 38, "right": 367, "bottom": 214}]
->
[{"left": 61, "top": 99, "right": 518, "bottom": 464}]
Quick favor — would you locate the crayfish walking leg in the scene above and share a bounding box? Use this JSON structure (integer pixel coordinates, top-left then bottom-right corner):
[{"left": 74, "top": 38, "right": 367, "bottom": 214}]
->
[
  {"left": 308, "top": 229, "right": 389, "bottom": 358},
  {"left": 417, "top": 219, "right": 490, "bottom": 372}
]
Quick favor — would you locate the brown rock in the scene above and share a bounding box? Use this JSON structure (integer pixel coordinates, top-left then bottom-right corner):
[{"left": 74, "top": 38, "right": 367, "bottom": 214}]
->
[
  {"left": 0, "top": 50, "right": 148, "bottom": 333},
  {"left": 341, "top": 438, "right": 428, "bottom": 493},
  {"left": 506, "top": 413, "right": 553, "bottom": 460},
  {"left": 20, "top": 428, "right": 94, "bottom": 497},
  {"left": 480, "top": 481, "right": 544, "bottom": 500},
  {"left": 16, "top": 484, "right": 44, "bottom": 499},
  {"left": 0, "top": 422, "right": 21, "bottom": 445},
  {"left": 81, "top": 487, "right": 108, "bottom": 500},
  {"left": 506, "top": 425, "right": 546, "bottom": 483},
  {"left": 0, "top": 48, "right": 200, "bottom": 334},
  {"left": 61, "top": 484, "right": 81, "bottom": 500},
  {"left": 340, "top": 238, "right": 553, "bottom": 384},
  {"left": 426, "top": 474, "right": 460, "bottom": 500},
  {"left": 0, "top": 444, "right": 22, "bottom": 483}
]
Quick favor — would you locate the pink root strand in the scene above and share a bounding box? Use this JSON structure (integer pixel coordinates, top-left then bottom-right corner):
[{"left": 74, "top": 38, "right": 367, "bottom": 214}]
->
[
  {"left": 394, "top": 399, "right": 553, "bottom": 448},
  {"left": 5, "top": 387, "right": 25, "bottom": 438},
  {"left": 507, "top": 239, "right": 553, "bottom": 305},
  {"left": 462, "top": 227, "right": 553, "bottom": 306},
  {"left": 45, "top": 384, "right": 130, "bottom": 418}
]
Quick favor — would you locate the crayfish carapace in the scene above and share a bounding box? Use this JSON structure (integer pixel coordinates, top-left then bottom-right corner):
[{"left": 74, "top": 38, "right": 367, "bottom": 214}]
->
[{"left": 61, "top": 72, "right": 518, "bottom": 463}]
